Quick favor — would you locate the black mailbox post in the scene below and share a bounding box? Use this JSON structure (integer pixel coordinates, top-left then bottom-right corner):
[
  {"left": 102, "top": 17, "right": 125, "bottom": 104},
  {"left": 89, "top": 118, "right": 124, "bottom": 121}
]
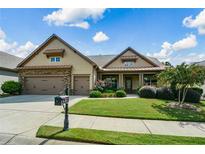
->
[{"left": 54, "top": 95, "right": 69, "bottom": 131}]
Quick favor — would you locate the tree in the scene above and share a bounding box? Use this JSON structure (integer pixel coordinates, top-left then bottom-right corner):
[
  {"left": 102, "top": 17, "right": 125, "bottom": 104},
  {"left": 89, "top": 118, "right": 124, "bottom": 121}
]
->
[
  {"left": 158, "top": 63, "right": 205, "bottom": 104},
  {"left": 162, "top": 61, "right": 173, "bottom": 67}
]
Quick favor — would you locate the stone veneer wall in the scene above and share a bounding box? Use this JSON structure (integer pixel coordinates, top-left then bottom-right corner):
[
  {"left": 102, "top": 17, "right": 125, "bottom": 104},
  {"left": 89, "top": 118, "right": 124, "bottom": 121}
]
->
[{"left": 18, "top": 68, "right": 71, "bottom": 93}]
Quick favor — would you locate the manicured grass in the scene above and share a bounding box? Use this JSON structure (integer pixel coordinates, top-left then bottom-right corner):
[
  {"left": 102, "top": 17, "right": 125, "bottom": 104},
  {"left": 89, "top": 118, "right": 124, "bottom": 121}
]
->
[
  {"left": 69, "top": 98, "right": 205, "bottom": 122},
  {"left": 36, "top": 125, "right": 205, "bottom": 145}
]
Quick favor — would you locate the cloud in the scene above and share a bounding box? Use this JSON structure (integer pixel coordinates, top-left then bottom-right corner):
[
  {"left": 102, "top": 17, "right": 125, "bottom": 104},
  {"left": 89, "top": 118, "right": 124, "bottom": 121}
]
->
[
  {"left": 15, "top": 41, "right": 38, "bottom": 57},
  {"left": 0, "top": 28, "right": 6, "bottom": 39},
  {"left": 43, "top": 8, "right": 106, "bottom": 29},
  {"left": 92, "top": 31, "right": 110, "bottom": 43},
  {"left": 0, "top": 28, "right": 37, "bottom": 58},
  {"left": 170, "top": 53, "right": 205, "bottom": 65},
  {"left": 68, "top": 21, "right": 89, "bottom": 29},
  {"left": 147, "top": 34, "right": 197, "bottom": 61},
  {"left": 147, "top": 42, "right": 173, "bottom": 61},
  {"left": 172, "top": 34, "right": 197, "bottom": 51},
  {"left": 183, "top": 9, "right": 205, "bottom": 34}
]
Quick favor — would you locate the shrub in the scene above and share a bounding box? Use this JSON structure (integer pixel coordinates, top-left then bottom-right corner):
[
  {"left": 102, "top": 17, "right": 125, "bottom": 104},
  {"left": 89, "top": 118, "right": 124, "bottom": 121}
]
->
[
  {"left": 1, "top": 81, "right": 22, "bottom": 95},
  {"left": 184, "top": 89, "right": 201, "bottom": 103},
  {"left": 115, "top": 90, "right": 126, "bottom": 97},
  {"left": 101, "top": 93, "right": 115, "bottom": 98},
  {"left": 156, "top": 87, "right": 175, "bottom": 100},
  {"left": 175, "top": 88, "right": 202, "bottom": 103},
  {"left": 104, "top": 89, "right": 114, "bottom": 93},
  {"left": 190, "top": 87, "right": 203, "bottom": 96},
  {"left": 138, "top": 86, "right": 156, "bottom": 98},
  {"left": 136, "top": 86, "right": 142, "bottom": 95},
  {"left": 117, "top": 87, "right": 125, "bottom": 91},
  {"left": 89, "top": 90, "right": 102, "bottom": 98}
]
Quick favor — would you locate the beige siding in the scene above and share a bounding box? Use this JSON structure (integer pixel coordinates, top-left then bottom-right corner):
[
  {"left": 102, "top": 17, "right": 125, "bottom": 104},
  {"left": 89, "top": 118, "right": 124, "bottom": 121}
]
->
[
  {"left": 107, "top": 50, "right": 153, "bottom": 68},
  {"left": 24, "top": 38, "right": 94, "bottom": 89}
]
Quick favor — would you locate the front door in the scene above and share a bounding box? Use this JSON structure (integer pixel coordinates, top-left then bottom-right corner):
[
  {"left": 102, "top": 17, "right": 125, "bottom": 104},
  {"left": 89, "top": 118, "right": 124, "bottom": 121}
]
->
[{"left": 125, "top": 77, "right": 132, "bottom": 93}]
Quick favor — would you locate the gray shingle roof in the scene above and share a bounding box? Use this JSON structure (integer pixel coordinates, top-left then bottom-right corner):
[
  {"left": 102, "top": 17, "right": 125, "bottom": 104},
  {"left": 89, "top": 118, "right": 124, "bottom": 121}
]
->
[
  {"left": 147, "top": 56, "right": 164, "bottom": 67},
  {"left": 88, "top": 55, "right": 116, "bottom": 67},
  {"left": 193, "top": 60, "right": 205, "bottom": 66},
  {"left": 88, "top": 54, "right": 163, "bottom": 68},
  {"left": 0, "top": 51, "right": 23, "bottom": 69}
]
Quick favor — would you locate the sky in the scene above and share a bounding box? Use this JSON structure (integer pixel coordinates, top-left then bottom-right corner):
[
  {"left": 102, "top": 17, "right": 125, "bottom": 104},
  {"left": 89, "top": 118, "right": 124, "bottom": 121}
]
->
[{"left": 0, "top": 8, "right": 205, "bottom": 65}]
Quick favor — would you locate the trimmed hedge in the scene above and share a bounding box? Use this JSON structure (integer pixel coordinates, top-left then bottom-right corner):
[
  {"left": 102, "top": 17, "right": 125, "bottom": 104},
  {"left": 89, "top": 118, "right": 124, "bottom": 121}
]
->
[
  {"left": 184, "top": 89, "right": 201, "bottom": 103},
  {"left": 156, "top": 87, "right": 175, "bottom": 100},
  {"left": 138, "top": 86, "right": 156, "bottom": 98},
  {"left": 175, "top": 88, "right": 203, "bottom": 103},
  {"left": 89, "top": 90, "right": 102, "bottom": 98},
  {"left": 1, "top": 81, "right": 22, "bottom": 95},
  {"left": 115, "top": 90, "right": 126, "bottom": 97},
  {"left": 190, "top": 87, "right": 203, "bottom": 96}
]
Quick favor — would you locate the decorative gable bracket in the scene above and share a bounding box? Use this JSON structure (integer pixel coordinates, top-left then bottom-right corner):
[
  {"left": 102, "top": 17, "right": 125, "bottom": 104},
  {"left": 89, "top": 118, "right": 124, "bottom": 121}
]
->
[
  {"left": 43, "top": 49, "right": 65, "bottom": 58},
  {"left": 121, "top": 56, "right": 138, "bottom": 62}
]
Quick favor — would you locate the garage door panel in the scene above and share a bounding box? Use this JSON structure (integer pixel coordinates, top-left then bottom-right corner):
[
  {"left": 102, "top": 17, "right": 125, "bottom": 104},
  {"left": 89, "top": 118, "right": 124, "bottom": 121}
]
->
[
  {"left": 24, "top": 77, "right": 64, "bottom": 95},
  {"left": 74, "top": 76, "right": 89, "bottom": 95}
]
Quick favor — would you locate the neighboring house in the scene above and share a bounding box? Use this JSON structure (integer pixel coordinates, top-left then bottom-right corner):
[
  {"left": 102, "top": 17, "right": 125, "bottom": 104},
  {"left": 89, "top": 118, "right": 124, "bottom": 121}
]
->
[
  {"left": 0, "top": 51, "right": 23, "bottom": 94},
  {"left": 17, "top": 34, "right": 165, "bottom": 95},
  {"left": 193, "top": 60, "right": 205, "bottom": 95}
]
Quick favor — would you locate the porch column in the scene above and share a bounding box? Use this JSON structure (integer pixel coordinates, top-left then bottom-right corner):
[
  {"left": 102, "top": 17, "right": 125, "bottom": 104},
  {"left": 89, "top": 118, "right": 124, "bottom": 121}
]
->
[
  {"left": 119, "top": 73, "right": 123, "bottom": 88},
  {"left": 139, "top": 73, "right": 144, "bottom": 86}
]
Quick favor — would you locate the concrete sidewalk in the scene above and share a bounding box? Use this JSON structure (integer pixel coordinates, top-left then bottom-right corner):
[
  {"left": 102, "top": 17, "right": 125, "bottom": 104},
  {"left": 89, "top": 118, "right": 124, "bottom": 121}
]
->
[{"left": 46, "top": 114, "right": 205, "bottom": 138}]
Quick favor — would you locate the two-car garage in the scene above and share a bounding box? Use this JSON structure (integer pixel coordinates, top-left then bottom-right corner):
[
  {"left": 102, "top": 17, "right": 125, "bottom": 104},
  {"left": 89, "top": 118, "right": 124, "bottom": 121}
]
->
[
  {"left": 24, "top": 77, "right": 65, "bottom": 95},
  {"left": 23, "top": 75, "right": 90, "bottom": 95}
]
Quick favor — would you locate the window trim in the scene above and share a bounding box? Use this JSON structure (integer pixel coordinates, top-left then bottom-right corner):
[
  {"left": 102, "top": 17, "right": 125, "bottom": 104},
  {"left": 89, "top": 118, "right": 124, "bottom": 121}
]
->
[
  {"left": 123, "top": 60, "right": 135, "bottom": 67},
  {"left": 50, "top": 57, "right": 61, "bottom": 62}
]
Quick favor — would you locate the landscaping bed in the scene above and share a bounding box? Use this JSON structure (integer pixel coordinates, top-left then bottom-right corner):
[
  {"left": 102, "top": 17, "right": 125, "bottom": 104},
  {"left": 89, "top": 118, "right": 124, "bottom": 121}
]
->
[
  {"left": 36, "top": 125, "right": 205, "bottom": 145},
  {"left": 69, "top": 98, "right": 205, "bottom": 122}
]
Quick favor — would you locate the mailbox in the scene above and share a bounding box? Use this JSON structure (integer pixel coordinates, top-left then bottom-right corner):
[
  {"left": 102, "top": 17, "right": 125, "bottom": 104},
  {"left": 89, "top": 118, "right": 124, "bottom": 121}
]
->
[
  {"left": 54, "top": 95, "right": 69, "bottom": 106},
  {"left": 54, "top": 95, "right": 69, "bottom": 131}
]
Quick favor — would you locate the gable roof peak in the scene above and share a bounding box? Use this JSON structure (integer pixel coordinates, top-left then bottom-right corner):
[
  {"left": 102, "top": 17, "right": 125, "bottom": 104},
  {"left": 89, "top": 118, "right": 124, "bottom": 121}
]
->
[
  {"left": 17, "top": 34, "right": 97, "bottom": 67},
  {"left": 103, "top": 47, "right": 160, "bottom": 68}
]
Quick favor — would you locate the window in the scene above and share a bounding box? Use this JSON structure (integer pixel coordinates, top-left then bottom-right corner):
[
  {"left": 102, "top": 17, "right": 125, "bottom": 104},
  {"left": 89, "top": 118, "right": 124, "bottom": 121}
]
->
[
  {"left": 56, "top": 57, "right": 60, "bottom": 62},
  {"left": 143, "top": 74, "right": 157, "bottom": 86},
  {"left": 123, "top": 61, "right": 135, "bottom": 67},
  {"left": 102, "top": 75, "right": 118, "bottom": 89},
  {"left": 51, "top": 57, "right": 60, "bottom": 62}
]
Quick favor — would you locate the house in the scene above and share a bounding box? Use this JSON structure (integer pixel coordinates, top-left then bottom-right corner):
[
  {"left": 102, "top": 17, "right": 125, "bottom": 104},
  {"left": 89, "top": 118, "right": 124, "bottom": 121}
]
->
[
  {"left": 0, "top": 51, "right": 23, "bottom": 94},
  {"left": 17, "top": 34, "right": 165, "bottom": 95}
]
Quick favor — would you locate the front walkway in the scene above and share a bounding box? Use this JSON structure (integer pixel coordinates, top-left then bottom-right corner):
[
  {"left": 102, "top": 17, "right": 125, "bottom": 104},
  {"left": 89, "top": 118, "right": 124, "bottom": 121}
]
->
[{"left": 46, "top": 114, "right": 205, "bottom": 138}]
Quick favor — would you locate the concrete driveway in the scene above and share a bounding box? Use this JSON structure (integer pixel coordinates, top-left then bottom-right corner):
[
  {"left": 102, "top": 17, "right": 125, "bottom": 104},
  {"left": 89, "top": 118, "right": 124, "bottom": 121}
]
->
[{"left": 0, "top": 95, "right": 88, "bottom": 145}]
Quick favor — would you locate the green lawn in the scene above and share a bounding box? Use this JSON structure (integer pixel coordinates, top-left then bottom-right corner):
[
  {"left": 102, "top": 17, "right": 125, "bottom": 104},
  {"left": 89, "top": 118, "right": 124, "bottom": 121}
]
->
[
  {"left": 36, "top": 125, "right": 205, "bottom": 145},
  {"left": 69, "top": 98, "right": 205, "bottom": 122}
]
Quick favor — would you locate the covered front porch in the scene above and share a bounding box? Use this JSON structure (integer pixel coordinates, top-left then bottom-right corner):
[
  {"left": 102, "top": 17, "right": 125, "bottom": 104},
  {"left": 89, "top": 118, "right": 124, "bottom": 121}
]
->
[{"left": 98, "top": 72, "right": 157, "bottom": 93}]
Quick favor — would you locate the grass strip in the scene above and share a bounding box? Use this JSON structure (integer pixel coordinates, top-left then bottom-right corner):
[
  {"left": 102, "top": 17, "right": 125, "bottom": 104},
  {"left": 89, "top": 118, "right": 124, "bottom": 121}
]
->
[{"left": 36, "top": 125, "right": 205, "bottom": 145}]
